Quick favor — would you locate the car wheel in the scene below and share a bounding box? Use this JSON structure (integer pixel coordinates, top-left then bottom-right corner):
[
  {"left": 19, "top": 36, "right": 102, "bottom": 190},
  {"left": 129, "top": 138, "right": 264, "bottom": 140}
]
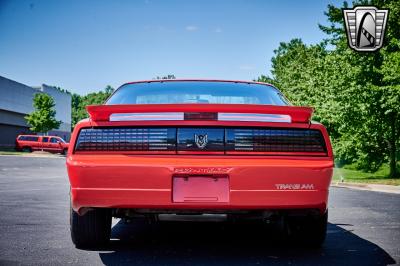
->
[
  {"left": 289, "top": 210, "right": 328, "bottom": 248},
  {"left": 70, "top": 205, "right": 112, "bottom": 248},
  {"left": 62, "top": 149, "right": 67, "bottom": 155},
  {"left": 22, "top": 147, "right": 32, "bottom": 153}
]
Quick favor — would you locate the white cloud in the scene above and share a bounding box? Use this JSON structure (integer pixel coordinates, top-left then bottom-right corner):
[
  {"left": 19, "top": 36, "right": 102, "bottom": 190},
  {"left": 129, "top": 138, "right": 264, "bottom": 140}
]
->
[
  {"left": 185, "top": 25, "right": 198, "bottom": 31},
  {"left": 214, "top": 27, "right": 222, "bottom": 33},
  {"left": 239, "top": 65, "right": 255, "bottom": 70}
]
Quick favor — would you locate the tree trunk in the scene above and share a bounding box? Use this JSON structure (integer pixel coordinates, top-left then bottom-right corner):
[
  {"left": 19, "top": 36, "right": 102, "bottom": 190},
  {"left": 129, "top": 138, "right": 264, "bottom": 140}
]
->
[{"left": 388, "top": 116, "right": 398, "bottom": 179}]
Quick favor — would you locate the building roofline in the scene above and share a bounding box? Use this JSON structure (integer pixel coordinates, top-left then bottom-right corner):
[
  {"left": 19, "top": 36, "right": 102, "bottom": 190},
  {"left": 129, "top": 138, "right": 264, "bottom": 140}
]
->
[{"left": 0, "top": 75, "right": 36, "bottom": 91}]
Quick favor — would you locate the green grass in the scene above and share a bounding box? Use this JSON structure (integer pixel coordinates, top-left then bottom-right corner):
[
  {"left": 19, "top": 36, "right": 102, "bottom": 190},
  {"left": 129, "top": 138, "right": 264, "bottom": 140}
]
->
[
  {"left": 0, "top": 148, "right": 26, "bottom": 156},
  {"left": 0, "top": 151, "right": 26, "bottom": 155},
  {"left": 333, "top": 164, "right": 400, "bottom": 186}
]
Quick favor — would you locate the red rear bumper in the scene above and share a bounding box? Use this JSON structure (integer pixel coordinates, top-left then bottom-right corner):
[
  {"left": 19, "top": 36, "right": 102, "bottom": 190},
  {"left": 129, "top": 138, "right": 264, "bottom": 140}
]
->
[{"left": 67, "top": 155, "right": 333, "bottom": 214}]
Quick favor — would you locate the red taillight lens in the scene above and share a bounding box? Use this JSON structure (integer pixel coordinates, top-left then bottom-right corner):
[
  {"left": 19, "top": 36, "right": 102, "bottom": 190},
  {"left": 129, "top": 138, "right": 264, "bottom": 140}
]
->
[
  {"left": 225, "top": 128, "right": 327, "bottom": 154},
  {"left": 184, "top": 112, "right": 218, "bottom": 121},
  {"left": 75, "top": 127, "right": 176, "bottom": 152}
]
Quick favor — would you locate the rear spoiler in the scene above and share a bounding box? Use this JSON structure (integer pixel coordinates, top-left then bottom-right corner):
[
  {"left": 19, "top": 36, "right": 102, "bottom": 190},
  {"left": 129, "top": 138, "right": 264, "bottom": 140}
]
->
[{"left": 86, "top": 104, "right": 313, "bottom": 123}]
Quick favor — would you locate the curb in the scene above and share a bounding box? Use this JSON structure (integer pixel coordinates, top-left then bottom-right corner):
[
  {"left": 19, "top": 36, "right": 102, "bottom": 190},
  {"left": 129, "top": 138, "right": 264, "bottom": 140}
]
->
[
  {"left": 0, "top": 152, "right": 65, "bottom": 159},
  {"left": 332, "top": 182, "right": 400, "bottom": 194}
]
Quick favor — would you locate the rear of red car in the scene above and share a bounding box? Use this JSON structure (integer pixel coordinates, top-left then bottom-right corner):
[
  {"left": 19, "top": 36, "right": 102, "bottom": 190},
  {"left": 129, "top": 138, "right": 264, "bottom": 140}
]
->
[{"left": 67, "top": 80, "right": 333, "bottom": 248}]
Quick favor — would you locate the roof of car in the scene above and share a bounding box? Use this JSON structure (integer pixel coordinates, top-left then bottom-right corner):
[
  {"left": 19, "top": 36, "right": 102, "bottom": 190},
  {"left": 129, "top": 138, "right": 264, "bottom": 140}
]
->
[
  {"left": 18, "top": 135, "right": 60, "bottom": 138},
  {"left": 107, "top": 79, "right": 283, "bottom": 105},
  {"left": 120, "top": 79, "right": 275, "bottom": 88}
]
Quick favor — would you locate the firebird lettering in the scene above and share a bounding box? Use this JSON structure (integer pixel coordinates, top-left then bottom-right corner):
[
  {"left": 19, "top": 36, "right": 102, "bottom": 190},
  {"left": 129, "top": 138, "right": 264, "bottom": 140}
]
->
[
  {"left": 275, "top": 184, "right": 315, "bottom": 190},
  {"left": 174, "top": 167, "right": 231, "bottom": 174}
]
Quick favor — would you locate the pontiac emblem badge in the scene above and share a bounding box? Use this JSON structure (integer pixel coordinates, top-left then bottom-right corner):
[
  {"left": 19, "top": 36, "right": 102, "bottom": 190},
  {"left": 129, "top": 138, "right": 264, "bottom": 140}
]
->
[
  {"left": 194, "top": 134, "right": 208, "bottom": 149},
  {"left": 343, "top": 6, "right": 389, "bottom": 52}
]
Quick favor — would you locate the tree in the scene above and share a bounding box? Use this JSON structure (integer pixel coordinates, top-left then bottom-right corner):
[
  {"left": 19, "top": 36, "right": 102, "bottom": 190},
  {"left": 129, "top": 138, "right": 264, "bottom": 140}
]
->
[
  {"left": 104, "top": 85, "right": 114, "bottom": 95},
  {"left": 71, "top": 86, "right": 115, "bottom": 128},
  {"left": 319, "top": 0, "right": 400, "bottom": 178},
  {"left": 154, "top": 74, "right": 176, "bottom": 80},
  {"left": 25, "top": 93, "right": 61, "bottom": 134},
  {"left": 258, "top": 0, "right": 400, "bottom": 178},
  {"left": 257, "top": 39, "right": 344, "bottom": 140}
]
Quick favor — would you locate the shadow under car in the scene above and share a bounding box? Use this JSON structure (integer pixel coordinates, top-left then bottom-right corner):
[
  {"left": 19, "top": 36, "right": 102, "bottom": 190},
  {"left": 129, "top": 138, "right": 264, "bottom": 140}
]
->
[{"left": 85, "top": 217, "right": 397, "bottom": 266}]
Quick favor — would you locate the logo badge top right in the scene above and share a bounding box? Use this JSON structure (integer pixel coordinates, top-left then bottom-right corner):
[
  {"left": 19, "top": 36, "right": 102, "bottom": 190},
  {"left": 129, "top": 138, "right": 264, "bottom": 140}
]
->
[{"left": 343, "top": 6, "right": 389, "bottom": 52}]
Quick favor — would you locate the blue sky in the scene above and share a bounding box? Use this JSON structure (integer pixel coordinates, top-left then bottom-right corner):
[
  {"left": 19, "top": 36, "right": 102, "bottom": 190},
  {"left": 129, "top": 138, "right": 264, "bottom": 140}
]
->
[{"left": 0, "top": 0, "right": 343, "bottom": 94}]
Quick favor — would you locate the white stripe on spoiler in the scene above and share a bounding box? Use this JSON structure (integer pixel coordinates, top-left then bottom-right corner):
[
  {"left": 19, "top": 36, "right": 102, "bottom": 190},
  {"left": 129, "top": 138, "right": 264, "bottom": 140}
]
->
[
  {"left": 110, "top": 112, "right": 291, "bottom": 123},
  {"left": 110, "top": 112, "right": 184, "bottom": 121},
  {"left": 218, "top": 113, "right": 291, "bottom": 123}
]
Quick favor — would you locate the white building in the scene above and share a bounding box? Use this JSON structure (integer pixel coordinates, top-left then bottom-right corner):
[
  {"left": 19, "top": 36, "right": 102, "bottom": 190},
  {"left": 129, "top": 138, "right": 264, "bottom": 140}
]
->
[{"left": 0, "top": 76, "right": 71, "bottom": 147}]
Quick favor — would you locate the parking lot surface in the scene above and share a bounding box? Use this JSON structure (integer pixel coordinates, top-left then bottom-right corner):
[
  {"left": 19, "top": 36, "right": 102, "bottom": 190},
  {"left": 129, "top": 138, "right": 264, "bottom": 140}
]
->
[{"left": 0, "top": 156, "right": 399, "bottom": 265}]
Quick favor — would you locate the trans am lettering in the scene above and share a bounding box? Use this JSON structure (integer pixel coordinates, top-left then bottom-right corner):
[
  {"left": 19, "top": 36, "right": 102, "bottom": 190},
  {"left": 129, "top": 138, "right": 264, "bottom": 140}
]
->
[{"left": 275, "top": 184, "right": 315, "bottom": 190}]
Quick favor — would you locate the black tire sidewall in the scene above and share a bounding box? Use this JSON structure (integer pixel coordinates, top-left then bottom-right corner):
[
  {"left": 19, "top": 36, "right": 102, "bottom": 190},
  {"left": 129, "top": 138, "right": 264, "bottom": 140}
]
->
[{"left": 69, "top": 200, "right": 112, "bottom": 248}]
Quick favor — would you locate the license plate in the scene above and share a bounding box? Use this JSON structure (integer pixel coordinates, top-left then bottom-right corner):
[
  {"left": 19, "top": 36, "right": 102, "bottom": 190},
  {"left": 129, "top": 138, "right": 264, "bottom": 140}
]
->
[{"left": 173, "top": 176, "right": 229, "bottom": 203}]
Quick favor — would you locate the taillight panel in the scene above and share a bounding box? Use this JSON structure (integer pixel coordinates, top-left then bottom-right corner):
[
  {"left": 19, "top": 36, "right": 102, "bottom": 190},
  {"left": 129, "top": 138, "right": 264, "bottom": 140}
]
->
[
  {"left": 75, "top": 127, "right": 176, "bottom": 152},
  {"left": 74, "top": 127, "right": 327, "bottom": 156},
  {"left": 225, "top": 128, "right": 326, "bottom": 153}
]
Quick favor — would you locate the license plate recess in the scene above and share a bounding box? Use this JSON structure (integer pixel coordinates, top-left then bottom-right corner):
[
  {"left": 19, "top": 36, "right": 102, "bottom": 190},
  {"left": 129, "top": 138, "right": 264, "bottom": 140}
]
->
[{"left": 173, "top": 175, "right": 229, "bottom": 203}]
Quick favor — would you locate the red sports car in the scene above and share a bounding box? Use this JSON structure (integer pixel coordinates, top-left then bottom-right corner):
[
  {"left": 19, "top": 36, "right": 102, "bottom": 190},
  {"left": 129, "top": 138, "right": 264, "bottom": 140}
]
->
[{"left": 67, "top": 80, "right": 333, "bottom": 248}]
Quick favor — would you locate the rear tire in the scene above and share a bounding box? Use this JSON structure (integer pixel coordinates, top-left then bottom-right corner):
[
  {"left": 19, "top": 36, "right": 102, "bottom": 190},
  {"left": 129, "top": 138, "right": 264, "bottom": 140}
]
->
[
  {"left": 22, "top": 147, "right": 32, "bottom": 153},
  {"left": 70, "top": 206, "right": 112, "bottom": 248},
  {"left": 62, "top": 149, "right": 67, "bottom": 155},
  {"left": 289, "top": 210, "right": 328, "bottom": 248}
]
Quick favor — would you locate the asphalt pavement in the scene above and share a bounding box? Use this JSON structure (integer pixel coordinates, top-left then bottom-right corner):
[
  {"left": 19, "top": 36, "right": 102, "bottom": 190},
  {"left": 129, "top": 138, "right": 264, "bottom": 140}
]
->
[{"left": 0, "top": 155, "right": 399, "bottom": 265}]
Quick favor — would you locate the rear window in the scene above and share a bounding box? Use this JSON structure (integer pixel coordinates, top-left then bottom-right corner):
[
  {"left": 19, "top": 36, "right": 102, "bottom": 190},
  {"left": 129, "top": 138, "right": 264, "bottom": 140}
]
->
[{"left": 106, "top": 81, "right": 288, "bottom": 105}]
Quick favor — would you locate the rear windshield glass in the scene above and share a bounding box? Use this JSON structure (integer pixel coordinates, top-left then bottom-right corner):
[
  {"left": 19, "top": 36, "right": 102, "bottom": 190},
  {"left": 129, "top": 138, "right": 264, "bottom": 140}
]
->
[
  {"left": 18, "top": 136, "right": 39, "bottom": 141},
  {"left": 106, "top": 81, "right": 288, "bottom": 105}
]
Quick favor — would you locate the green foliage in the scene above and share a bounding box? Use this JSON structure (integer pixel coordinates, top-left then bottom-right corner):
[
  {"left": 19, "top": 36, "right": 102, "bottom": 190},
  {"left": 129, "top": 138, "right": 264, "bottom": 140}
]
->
[
  {"left": 258, "top": 0, "right": 400, "bottom": 178},
  {"left": 333, "top": 163, "right": 400, "bottom": 186},
  {"left": 71, "top": 85, "right": 115, "bottom": 127},
  {"left": 25, "top": 93, "right": 61, "bottom": 134}
]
